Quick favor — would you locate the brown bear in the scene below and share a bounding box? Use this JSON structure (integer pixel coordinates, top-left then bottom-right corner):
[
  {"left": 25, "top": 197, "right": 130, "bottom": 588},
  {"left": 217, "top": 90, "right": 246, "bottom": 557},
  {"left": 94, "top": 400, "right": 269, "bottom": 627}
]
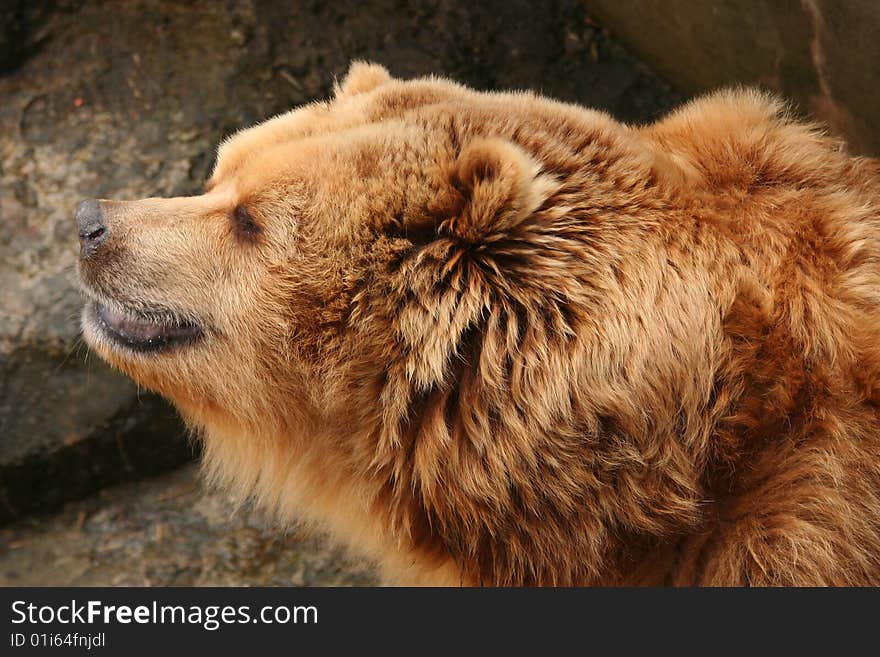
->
[{"left": 76, "top": 62, "right": 880, "bottom": 586}]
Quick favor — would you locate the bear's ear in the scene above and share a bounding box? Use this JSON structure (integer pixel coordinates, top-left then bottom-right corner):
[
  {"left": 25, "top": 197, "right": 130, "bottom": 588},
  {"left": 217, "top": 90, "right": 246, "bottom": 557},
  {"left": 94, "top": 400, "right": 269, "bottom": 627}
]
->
[
  {"left": 425, "top": 138, "right": 557, "bottom": 244},
  {"left": 334, "top": 61, "right": 393, "bottom": 99},
  {"left": 389, "top": 139, "right": 556, "bottom": 393}
]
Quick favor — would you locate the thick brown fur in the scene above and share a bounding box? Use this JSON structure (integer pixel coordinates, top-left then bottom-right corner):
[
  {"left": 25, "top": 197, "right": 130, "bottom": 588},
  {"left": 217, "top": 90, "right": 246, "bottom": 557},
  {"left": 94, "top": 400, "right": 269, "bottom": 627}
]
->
[{"left": 78, "top": 62, "right": 880, "bottom": 586}]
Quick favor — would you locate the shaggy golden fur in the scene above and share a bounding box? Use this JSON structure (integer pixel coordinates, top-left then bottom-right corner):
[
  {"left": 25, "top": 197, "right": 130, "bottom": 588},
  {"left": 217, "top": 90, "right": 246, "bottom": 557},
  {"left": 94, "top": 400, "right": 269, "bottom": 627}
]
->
[{"left": 78, "top": 62, "right": 880, "bottom": 586}]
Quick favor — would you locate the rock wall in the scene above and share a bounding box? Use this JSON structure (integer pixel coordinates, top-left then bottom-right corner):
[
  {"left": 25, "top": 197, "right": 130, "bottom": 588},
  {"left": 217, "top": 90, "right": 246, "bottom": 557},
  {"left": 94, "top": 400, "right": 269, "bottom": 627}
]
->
[
  {"left": 0, "top": 465, "right": 378, "bottom": 585},
  {"left": 583, "top": 0, "right": 880, "bottom": 156}
]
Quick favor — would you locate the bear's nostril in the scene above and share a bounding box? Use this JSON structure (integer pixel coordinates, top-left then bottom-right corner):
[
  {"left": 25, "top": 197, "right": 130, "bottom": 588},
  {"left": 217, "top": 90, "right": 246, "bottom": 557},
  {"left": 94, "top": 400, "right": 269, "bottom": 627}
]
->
[
  {"left": 86, "top": 227, "right": 106, "bottom": 242},
  {"left": 75, "top": 199, "right": 110, "bottom": 257}
]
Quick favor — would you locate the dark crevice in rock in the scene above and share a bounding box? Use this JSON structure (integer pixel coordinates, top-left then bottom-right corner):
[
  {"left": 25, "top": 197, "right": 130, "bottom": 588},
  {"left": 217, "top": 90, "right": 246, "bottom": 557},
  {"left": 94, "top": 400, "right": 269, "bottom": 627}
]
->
[{"left": 0, "top": 1, "right": 56, "bottom": 76}]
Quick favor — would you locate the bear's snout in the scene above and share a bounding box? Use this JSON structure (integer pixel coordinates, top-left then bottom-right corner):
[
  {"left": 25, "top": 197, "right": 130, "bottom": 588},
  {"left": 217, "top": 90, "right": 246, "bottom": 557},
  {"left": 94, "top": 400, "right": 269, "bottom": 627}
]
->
[{"left": 75, "top": 199, "right": 109, "bottom": 258}]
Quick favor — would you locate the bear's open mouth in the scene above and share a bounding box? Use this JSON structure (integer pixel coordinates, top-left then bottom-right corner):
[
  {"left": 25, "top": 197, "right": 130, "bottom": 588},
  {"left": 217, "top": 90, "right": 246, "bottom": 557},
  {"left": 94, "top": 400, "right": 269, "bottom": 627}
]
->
[{"left": 88, "top": 301, "right": 203, "bottom": 352}]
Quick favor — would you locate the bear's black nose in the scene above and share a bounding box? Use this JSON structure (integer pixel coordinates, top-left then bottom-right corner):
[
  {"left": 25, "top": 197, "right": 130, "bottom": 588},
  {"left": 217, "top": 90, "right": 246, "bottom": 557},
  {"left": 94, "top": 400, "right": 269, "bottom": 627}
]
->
[{"left": 76, "top": 199, "right": 108, "bottom": 257}]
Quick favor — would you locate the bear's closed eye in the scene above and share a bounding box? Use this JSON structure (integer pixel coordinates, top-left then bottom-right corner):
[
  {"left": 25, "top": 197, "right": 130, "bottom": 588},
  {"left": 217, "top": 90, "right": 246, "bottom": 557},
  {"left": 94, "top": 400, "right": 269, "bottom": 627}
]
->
[{"left": 231, "top": 204, "right": 260, "bottom": 240}]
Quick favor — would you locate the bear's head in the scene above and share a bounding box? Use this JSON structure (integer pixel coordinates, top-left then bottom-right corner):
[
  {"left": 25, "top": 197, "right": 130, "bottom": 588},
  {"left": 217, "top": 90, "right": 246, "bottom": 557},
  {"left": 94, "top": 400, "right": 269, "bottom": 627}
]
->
[{"left": 77, "top": 62, "right": 765, "bottom": 584}]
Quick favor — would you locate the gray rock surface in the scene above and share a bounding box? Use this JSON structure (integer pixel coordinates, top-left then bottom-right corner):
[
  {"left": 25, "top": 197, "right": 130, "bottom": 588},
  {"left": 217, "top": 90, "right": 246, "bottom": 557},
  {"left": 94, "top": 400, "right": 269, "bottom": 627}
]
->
[
  {"left": 0, "top": 0, "right": 678, "bottom": 526},
  {"left": 584, "top": 0, "right": 880, "bottom": 156},
  {"left": 0, "top": 465, "right": 377, "bottom": 585}
]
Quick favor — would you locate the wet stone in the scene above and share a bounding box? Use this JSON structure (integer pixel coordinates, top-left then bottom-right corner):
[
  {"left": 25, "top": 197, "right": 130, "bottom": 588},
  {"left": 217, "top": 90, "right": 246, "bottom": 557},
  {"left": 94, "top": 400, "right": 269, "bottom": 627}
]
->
[{"left": 0, "top": 466, "right": 378, "bottom": 586}]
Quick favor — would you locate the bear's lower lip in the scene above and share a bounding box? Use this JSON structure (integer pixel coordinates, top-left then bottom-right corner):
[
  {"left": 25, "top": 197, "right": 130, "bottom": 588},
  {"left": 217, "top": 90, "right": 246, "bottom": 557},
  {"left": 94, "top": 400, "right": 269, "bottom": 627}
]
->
[{"left": 90, "top": 301, "right": 203, "bottom": 352}]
